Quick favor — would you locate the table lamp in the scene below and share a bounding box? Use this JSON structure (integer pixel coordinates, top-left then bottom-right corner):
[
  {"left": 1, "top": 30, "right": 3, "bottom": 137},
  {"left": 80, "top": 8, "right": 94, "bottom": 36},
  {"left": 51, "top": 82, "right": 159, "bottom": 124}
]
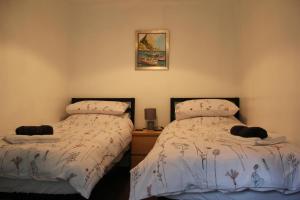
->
[{"left": 144, "top": 108, "right": 157, "bottom": 130}]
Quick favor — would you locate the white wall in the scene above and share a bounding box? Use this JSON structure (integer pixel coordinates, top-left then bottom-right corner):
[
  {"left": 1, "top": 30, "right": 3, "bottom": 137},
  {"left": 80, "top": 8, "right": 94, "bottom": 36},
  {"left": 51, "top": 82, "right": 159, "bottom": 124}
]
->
[
  {"left": 238, "top": 0, "right": 300, "bottom": 145},
  {"left": 69, "top": 0, "right": 240, "bottom": 128},
  {"left": 0, "top": 0, "right": 70, "bottom": 133},
  {"left": 2, "top": 0, "right": 299, "bottom": 145}
]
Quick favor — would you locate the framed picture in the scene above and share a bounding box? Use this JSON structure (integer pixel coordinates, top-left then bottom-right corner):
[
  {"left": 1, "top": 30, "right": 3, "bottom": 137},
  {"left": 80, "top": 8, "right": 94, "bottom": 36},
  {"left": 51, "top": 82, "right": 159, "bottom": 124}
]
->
[{"left": 135, "top": 30, "right": 169, "bottom": 70}]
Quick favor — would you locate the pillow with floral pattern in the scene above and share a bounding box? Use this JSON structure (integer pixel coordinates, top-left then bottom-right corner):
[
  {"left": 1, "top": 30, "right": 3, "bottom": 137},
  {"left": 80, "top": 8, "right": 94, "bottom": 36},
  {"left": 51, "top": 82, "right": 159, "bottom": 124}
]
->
[
  {"left": 66, "top": 101, "right": 129, "bottom": 115},
  {"left": 175, "top": 99, "right": 239, "bottom": 120}
]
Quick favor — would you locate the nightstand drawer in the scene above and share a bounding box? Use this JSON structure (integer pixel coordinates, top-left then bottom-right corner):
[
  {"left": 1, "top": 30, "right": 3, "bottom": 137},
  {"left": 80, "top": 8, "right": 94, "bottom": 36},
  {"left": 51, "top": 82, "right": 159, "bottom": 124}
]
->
[
  {"left": 131, "top": 155, "right": 145, "bottom": 168},
  {"left": 131, "top": 136, "right": 157, "bottom": 155}
]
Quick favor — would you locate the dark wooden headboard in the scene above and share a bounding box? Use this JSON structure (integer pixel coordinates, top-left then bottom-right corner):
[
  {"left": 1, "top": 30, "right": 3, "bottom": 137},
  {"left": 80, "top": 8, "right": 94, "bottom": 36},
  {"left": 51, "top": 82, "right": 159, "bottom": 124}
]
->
[
  {"left": 71, "top": 98, "right": 135, "bottom": 124},
  {"left": 170, "top": 97, "right": 240, "bottom": 122}
]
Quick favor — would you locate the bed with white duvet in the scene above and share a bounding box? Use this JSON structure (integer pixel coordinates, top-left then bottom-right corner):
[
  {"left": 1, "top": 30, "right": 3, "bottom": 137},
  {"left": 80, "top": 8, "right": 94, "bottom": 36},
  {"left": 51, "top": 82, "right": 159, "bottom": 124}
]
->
[
  {"left": 130, "top": 98, "right": 300, "bottom": 200},
  {"left": 0, "top": 98, "right": 134, "bottom": 199}
]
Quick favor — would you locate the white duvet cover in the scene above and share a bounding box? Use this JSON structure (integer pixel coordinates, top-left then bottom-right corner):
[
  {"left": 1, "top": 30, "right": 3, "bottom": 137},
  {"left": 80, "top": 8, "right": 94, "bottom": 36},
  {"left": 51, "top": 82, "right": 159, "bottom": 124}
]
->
[
  {"left": 0, "top": 114, "right": 133, "bottom": 198},
  {"left": 130, "top": 117, "right": 300, "bottom": 200}
]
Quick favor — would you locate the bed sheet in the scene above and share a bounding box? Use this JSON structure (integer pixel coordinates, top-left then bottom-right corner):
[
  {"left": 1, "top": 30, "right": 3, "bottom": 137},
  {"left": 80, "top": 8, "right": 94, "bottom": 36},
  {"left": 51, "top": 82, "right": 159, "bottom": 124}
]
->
[
  {"left": 130, "top": 117, "right": 300, "bottom": 200},
  {"left": 0, "top": 177, "right": 76, "bottom": 195},
  {"left": 0, "top": 143, "right": 129, "bottom": 196},
  {"left": 0, "top": 114, "right": 133, "bottom": 198},
  {"left": 166, "top": 190, "right": 300, "bottom": 200}
]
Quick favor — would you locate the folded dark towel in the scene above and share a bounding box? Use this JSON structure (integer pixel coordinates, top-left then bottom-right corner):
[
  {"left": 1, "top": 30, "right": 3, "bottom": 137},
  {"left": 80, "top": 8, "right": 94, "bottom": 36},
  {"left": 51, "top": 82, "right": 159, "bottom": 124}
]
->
[
  {"left": 230, "top": 125, "right": 268, "bottom": 139},
  {"left": 16, "top": 125, "right": 53, "bottom": 135},
  {"left": 230, "top": 125, "right": 248, "bottom": 135}
]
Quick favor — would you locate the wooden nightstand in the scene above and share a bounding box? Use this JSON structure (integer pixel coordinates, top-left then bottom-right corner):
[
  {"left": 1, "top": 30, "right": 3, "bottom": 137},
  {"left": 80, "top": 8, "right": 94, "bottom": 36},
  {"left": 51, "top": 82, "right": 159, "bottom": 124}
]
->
[{"left": 131, "top": 129, "right": 162, "bottom": 168}]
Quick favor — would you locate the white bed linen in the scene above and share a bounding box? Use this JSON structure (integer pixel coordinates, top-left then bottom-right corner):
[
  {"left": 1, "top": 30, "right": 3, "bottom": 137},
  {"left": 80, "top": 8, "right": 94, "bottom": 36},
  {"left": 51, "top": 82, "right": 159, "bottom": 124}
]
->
[
  {"left": 130, "top": 117, "right": 300, "bottom": 200},
  {"left": 0, "top": 114, "right": 133, "bottom": 198},
  {"left": 166, "top": 190, "right": 300, "bottom": 200},
  {"left": 3, "top": 135, "right": 61, "bottom": 144},
  {"left": 0, "top": 177, "right": 76, "bottom": 194},
  {"left": 0, "top": 143, "right": 130, "bottom": 195}
]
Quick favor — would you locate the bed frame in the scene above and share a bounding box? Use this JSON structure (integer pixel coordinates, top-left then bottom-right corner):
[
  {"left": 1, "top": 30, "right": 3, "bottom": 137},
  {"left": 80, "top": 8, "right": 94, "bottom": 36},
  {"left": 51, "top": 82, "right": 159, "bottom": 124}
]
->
[
  {"left": 71, "top": 97, "right": 135, "bottom": 124},
  {"left": 170, "top": 97, "right": 240, "bottom": 121}
]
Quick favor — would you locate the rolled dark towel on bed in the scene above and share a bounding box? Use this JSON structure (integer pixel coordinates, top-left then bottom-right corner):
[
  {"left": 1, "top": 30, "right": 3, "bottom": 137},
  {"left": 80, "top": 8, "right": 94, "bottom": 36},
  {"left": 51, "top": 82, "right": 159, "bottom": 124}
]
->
[
  {"left": 16, "top": 125, "right": 53, "bottom": 135},
  {"left": 230, "top": 125, "right": 248, "bottom": 135},
  {"left": 230, "top": 125, "right": 268, "bottom": 139}
]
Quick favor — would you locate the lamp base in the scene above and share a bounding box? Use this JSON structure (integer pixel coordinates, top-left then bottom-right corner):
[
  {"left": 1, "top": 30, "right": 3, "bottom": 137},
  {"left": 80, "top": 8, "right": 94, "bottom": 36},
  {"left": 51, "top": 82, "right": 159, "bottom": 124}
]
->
[{"left": 146, "top": 120, "right": 155, "bottom": 130}]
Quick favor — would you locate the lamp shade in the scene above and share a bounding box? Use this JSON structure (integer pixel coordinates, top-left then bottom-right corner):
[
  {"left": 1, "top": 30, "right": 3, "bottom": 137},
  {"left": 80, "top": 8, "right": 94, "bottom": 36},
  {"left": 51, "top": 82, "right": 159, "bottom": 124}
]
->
[{"left": 144, "top": 108, "right": 156, "bottom": 120}]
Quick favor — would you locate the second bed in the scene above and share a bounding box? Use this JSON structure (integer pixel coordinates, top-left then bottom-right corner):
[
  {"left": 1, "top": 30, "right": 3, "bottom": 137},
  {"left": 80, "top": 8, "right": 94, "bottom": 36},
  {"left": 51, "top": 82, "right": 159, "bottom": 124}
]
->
[{"left": 130, "top": 98, "right": 300, "bottom": 200}]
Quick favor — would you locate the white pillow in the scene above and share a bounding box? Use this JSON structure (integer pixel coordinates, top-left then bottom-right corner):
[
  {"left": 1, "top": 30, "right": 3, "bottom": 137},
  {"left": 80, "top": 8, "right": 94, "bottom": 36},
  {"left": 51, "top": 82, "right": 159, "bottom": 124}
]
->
[
  {"left": 175, "top": 99, "right": 239, "bottom": 120},
  {"left": 66, "top": 101, "right": 129, "bottom": 115}
]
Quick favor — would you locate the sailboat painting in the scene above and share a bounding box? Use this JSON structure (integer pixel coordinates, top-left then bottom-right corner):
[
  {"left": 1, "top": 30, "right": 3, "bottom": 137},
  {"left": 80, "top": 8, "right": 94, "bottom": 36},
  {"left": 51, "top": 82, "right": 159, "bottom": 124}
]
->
[{"left": 136, "top": 30, "right": 169, "bottom": 70}]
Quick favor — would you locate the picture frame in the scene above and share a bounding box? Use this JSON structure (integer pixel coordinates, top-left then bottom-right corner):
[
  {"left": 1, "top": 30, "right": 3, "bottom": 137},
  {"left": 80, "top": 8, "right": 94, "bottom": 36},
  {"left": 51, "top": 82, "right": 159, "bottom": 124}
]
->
[{"left": 135, "top": 29, "right": 169, "bottom": 70}]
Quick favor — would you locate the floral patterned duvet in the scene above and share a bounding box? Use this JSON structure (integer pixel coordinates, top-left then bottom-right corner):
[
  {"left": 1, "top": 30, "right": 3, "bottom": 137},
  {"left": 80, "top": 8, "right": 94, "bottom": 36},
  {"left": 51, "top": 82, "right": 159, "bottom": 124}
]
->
[
  {"left": 0, "top": 114, "right": 133, "bottom": 198},
  {"left": 130, "top": 117, "right": 300, "bottom": 200}
]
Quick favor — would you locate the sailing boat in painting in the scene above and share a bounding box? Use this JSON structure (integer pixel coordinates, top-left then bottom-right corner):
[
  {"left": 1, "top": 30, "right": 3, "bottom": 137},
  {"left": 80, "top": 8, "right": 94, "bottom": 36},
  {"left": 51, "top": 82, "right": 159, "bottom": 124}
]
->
[{"left": 136, "top": 30, "right": 168, "bottom": 69}]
